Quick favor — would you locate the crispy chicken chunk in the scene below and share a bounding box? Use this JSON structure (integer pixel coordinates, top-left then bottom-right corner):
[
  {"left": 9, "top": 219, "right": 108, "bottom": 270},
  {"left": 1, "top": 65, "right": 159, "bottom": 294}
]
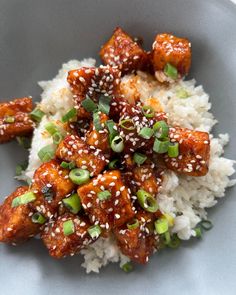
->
[
  {"left": 0, "top": 186, "right": 40, "bottom": 244},
  {"left": 77, "top": 170, "right": 135, "bottom": 230},
  {"left": 152, "top": 33, "right": 191, "bottom": 76},
  {"left": 56, "top": 135, "right": 107, "bottom": 176},
  {"left": 164, "top": 127, "right": 210, "bottom": 176},
  {"left": 100, "top": 27, "right": 148, "bottom": 75},
  {"left": 41, "top": 214, "right": 94, "bottom": 258},
  {"left": 0, "top": 97, "right": 34, "bottom": 143}
]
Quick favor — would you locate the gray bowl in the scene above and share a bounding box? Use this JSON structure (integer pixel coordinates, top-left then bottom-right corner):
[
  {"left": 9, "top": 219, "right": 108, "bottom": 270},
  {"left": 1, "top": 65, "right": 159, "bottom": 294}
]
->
[{"left": 0, "top": 0, "right": 235, "bottom": 294}]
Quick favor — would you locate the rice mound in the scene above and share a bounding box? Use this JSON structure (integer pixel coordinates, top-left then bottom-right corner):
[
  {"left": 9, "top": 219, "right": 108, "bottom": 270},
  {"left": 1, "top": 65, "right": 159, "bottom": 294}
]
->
[{"left": 26, "top": 59, "right": 235, "bottom": 273}]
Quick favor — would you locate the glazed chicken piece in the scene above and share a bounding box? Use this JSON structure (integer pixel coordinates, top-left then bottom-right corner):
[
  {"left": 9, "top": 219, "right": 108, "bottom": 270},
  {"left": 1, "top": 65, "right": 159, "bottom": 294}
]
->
[
  {"left": 31, "top": 159, "right": 76, "bottom": 218},
  {"left": 114, "top": 210, "right": 158, "bottom": 264},
  {"left": 152, "top": 33, "right": 191, "bottom": 76},
  {"left": 77, "top": 170, "right": 135, "bottom": 231},
  {"left": 100, "top": 27, "right": 148, "bottom": 75},
  {"left": 164, "top": 127, "right": 210, "bottom": 176},
  {"left": 67, "top": 66, "right": 121, "bottom": 118},
  {"left": 0, "top": 97, "right": 34, "bottom": 143},
  {"left": 41, "top": 214, "right": 95, "bottom": 258},
  {"left": 0, "top": 186, "right": 41, "bottom": 244},
  {"left": 56, "top": 135, "right": 107, "bottom": 176}
]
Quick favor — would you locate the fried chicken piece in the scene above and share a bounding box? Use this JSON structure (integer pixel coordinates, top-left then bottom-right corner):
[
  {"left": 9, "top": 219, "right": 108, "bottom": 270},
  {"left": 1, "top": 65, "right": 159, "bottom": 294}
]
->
[
  {"left": 152, "top": 33, "right": 191, "bottom": 76},
  {"left": 0, "top": 97, "right": 34, "bottom": 143},
  {"left": 41, "top": 214, "right": 94, "bottom": 258},
  {"left": 77, "top": 170, "right": 135, "bottom": 230},
  {"left": 0, "top": 186, "right": 40, "bottom": 244},
  {"left": 56, "top": 135, "right": 107, "bottom": 176},
  {"left": 100, "top": 27, "right": 148, "bottom": 75},
  {"left": 164, "top": 127, "right": 210, "bottom": 176}
]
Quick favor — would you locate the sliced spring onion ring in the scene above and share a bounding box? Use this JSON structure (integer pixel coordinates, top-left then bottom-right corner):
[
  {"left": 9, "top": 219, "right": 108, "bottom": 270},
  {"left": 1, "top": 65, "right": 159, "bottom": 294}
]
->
[
  {"left": 141, "top": 105, "right": 155, "bottom": 118},
  {"left": 93, "top": 111, "right": 102, "bottom": 131},
  {"left": 98, "top": 190, "right": 111, "bottom": 201},
  {"left": 98, "top": 95, "right": 112, "bottom": 115},
  {"left": 4, "top": 116, "right": 15, "bottom": 123},
  {"left": 155, "top": 218, "right": 169, "bottom": 234},
  {"left": 121, "top": 262, "right": 133, "bottom": 273},
  {"left": 133, "top": 152, "right": 147, "bottom": 165},
  {"left": 153, "top": 121, "right": 169, "bottom": 139},
  {"left": 16, "top": 136, "right": 31, "bottom": 149},
  {"left": 81, "top": 96, "right": 98, "bottom": 113},
  {"left": 106, "top": 120, "right": 118, "bottom": 143},
  {"left": 31, "top": 212, "right": 46, "bottom": 224},
  {"left": 119, "top": 119, "right": 135, "bottom": 130},
  {"left": 52, "top": 131, "right": 63, "bottom": 145},
  {"left": 168, "top": 234, "right": 181, "bottom": 248},
  {"left": 60, "top": 161, "right": 76, "bottom": 170},
  {"left": 15, "top": 161, "right": 28, "bottom": 176},
  {"left": 163, "top": 231, "right": 171, "bottom": 245},
  {"left": 111, "top": 135, "right": 124, "bottom": 153},
  {"left": 69, "top": 168, "right": 90, "bottom": 185},
  {"left": 153, "top": 138, "right": 169, "bottom": 154},
  {"left": 38, "top": 144, "right": 55, "bottom": 162},
  {"left": 164, "top": 63, "right": 178, "bottom": 80},
  {"left": 61, "top": 107, "right": 77, "bottom": 123},
  {"left": 45, "top": 122, "right": 58, "bottom": 135},
  {"left": 176, "top": 88, "right": 189, "bottom": 99},
  {"left": 62, "top": 193, "right": 81, "bottom": 214},
  {"left": 167, "top": 142, "right": 179, "bottom": 158},
  {"left": 200, "top": 220, "right": 213, "bottom": 231},
  {"left": 88, "top": 224, "right": 102, "bottom": 239},
  {"left": 11, "top": 192, "right": 36, "bottom": 208},
  {"left": 63, "top": 220, "right": 75, "bottom": 236},
  {"left": 30, "top": 108, "right": 45, "bottom": 123},
  {"left": 127, "top": 219, "right": 139, "bottom": 230},
  {"left": 108, "top": 159, "right": 119, "bottom": 170},
  {"left": 138, "top": 127, "right": 154, "bottom": 139},
  {"left": 137, "top": 189, "right": 158, "bottom": 213},
  {"left": 194, "top": 227, "right": 202, "bottom": 238}
]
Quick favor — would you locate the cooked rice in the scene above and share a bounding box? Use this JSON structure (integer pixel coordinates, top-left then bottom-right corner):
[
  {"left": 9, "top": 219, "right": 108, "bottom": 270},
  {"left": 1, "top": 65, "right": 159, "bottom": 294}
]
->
[{"left": 25, "top": 59, "right": 235, "bottom": 272}]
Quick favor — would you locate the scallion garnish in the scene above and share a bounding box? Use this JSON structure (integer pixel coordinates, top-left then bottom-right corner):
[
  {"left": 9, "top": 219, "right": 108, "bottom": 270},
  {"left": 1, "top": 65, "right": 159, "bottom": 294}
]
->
[
  {"left": 93, "top": 111, "right": 102, "bottom": 131},
  {"left": 164, "top": 63, "right": 178, "bottom": 80},
  {"left": 60, "top": 161, "right": 76, "bottom": 170},
  {"left": 138, "top": 127, "right": 154, "bottom": 139},
  {"left": 88, "top": 224, "right": 102, "bottom": 239},
  {"left": 141, "top": 106, "right": 155, "bottom": 118},
  {"left": 16, "top": 136, "right": 31, "bottom": 149},
  {"left": 30, "top": 108, "right": 45, "bottom": 123},
  {"left": 11, "top": 192, "right": 36, "bottom": 208},
  {"left": 155, "top": 218, "right": 169, "bottom": 234},
  {"left": 127, "top": 219, "right": 139, "bottom": 230},
  {"left": 200, "top": 220, "right": 213, "bottom": 231},
  {"left": 111, "top": 135, "right": 124, "bottom": 153},
  {"left": 45, "top": 122, "right": 58, "bottom": 135},
  {"left": 15, "top": 161, "right": 28, "bottom": 176},
  {"left": 133, "top": 152, "right": 147, "bottom": 165},
  {"left": 106, "top": 120, "right": 118, "bottom": 143},
  {"left": 69, "top": 168, "right": 90, "bottom": 185},
  {"left": 63, "top": 220, "right": 75, "bottom": 236},
  {"left": 52, "top": 131, "right": 63, "bottom": 145},
  {"left": 62, "top": 193, "right": 81, "bottom": 214},
  {"left": 81, "top": 96, "right": 98, "bottom": 113},
  {"left": 194, "top": 227, "right": 202, "bottom": 238},
  {"left": 61, "top": 107, "right": 77, "bottom": 123},
  {"left": 98, "top": 190, "right": 111, "bottom": 201},
  {"left": 98, "top": 95, "right": 112, "bottom": 115},
  {"left": 136, "top": 189, "right": 158, "bottom": 213},
  {"left": 153, "top": 138, "right": 169, "bottom": 154},
  {"left": 119, "top": 119, "right": 135, "bottom": 130},
  {"left": 168, "top": 234, "right": 181, "bottom": 249},
  {"left": 176, "top": 88, "right": 189, "bottom": 98},
  {"left": 31, "top": 212, "right": 46, "bottom": 224},
  {"left": 121, "top": 262, "right": 133, "bottom": 273},
  {"left": 37, "top": 144, "right": 55, "bottom": 162},
  {"left": 167, "top": 142, "right": 179, "bottom": 158},
  {"left": 4, "top": 116, "right": 15, "bottom": 123},
  {"left": 153, "top": 121, "right": 169, "bottom": 139},
  {"left": 108, "top": 159, "right": 119, "bottom": 170}
]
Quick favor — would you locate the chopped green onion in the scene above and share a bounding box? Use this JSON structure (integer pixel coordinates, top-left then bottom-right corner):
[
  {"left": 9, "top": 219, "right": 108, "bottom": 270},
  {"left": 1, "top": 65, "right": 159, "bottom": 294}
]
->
[
  {"left": 98, "top": 95, "right": 112, "bottom": 115},
  {"left": 38, "top": 145, "right": 55, "bottom": 162},
  {"left": 108, "top": 159, "right": 119, "bottom": 170},
  {"left": 153, "top": 138, "right": 169, "bottom": 154},
  {"left": 121, "top": 262, "right": 133, "bottom": 273},
  {"left": 133, "top": 152, "right": 147, "bottom": 165},
  {"left": 167, "top": 142, "right": 179, "bottom": 158},
  {"left": 63, "top": 220, "right": 75, "bottom": 236},
  {"left": 141, "top": 106, "right": 155, "bottom": 118},
  {"left": 111, "top": 135, "right": 124, "bottom": 153},
  {"left": 62, "top": 193, "right": 81, "bottom": 214},
  {"left": 15, "top": 161, "right": 28, "bottom": 176},
  {"left": 155, "top": 218, "right": 169, "bottom": 234},
  {"left": 119, "top": 119, "right": 135, "bottom": 130},
  {"left": 88, "top": 225, "right": 102, "bottom": 239},
  {"left": 4, "top": 116, "right": 15, "bottom": 123},
  {"left": 11, "top": 192, "right": 36, "bottom": 208},
  {"left": 41, "top": 186, "right": 54, "bottom": 201},
  {"left": 52, "top": 131, "right": 63, "bottom": 145},
  {"left": 30, "top": 108, "right": 45, "bottom": 123},
  {"left": 106, "top": 120, "right": 118, "bottom": 143},
  {"left": 45, "top": 122, "right": 58, "bottom": 135},
  {"left": 200, "top": 220, "right": 213, "bottom": 231},
  {"left": 81, "top": 96, "right": 98, "bottom": 113},
  {"left": 176, "top": 88, "right": 189, "bottom": 98},
  {"left": 168, "top": 234, "right": 181, "bottom": 249},
  {"left": 93, "top": 111, "right": 102, "bottom": 131},
  {"left": 127, "top": 219, "right": 139, "bottom": 230},
  {"left": 60, "top": 161, "right": 76, "bottom": 170},
  {"left": 16, "top": 136, "right": 31, "bottom": 149},
  {"left": 164, "top": 63, "right": 178, "bottom": 80},
  {"left": 163, "top": 231, "right": 171, "bottom": 245},
  {"left": 98, "top": 190, "right": 111, "bottom": 201},
  {"left": 137, "top": 189, "right": 158, "bottom": 213},
  {"left": 138, "top": 127, "right": 154, "bottom": 139},
  {"left": 61, "top": 108, "right": 77, "bottom": 123},
  {"left": 153, "top": 121, "right": 169, "bottom": 139},
  {"left": 195, "top": 227, "right": 202, "bottom": 238},
  {"left": 31, "top": 212, "right": 46, "bottom": 224},
  {"left": 69, "top": 168, "right": 90, "bottom": 185}
]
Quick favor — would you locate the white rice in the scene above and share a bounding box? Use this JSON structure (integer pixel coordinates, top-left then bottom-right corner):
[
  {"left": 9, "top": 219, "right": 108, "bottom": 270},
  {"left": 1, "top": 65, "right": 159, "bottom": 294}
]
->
[{"left": 25, "top": 59, "right": 235, "bottom": 272}]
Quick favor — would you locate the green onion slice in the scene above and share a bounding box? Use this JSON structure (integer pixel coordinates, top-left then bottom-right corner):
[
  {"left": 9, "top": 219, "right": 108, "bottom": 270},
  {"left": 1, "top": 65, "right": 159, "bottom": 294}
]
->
[
  {"left": 88, "top": 224, "right": 102, "bottom": 239},
  {"left": 38, "top": 145, "right": 55, "bottom": 162},
  {"left": 63, "top": 220, "right": 75, "bottom": 236},
  {"left": 52, "top": 132, "right": 63, "bottom": 145},
  {"left": 153, "top": 121, "right": 169, "bottom": 139},
  {"left": 168, "top": 234, "right": 181, "bottom": 249},
  {"left": 106, "top": 120, "right": 118, "bottom": 143},
  {"left": 163, "top": 231, "right": 171, "bottom": 245},
  {"left": 45, "top": 122, "right": 58, "bottom": 135},
  {"left": 98, "top": 190, "right": 111, "bottom": 201},
  {"left": 176, "top": 88, "right": 189, "bottom": 99},
  {"left": 119, "top": 119, "right": 135, "bottom": 130},
  {"left": 60, "top": 161, "right": 76, "bottom": 170},
  {"left": 195, "top": 227, "right": 202, "bottom": 238},
  {"left": 11, "top": 192, "right": 36, "bottom": 208},
  {"left": 138, "top": 127, "right": 154, "bottom": 139},
  {"left": 93, "top": 111, "right": 102, "bottom": 131},
  {"left": 127, "top": 219, "right": 139, "bottom": 230},
  {"left": 98, "top": 95, "right": 112, "bottom": 115},
  {"left": 153, "top": 138, "right": 169, "bottom": 154},
  {"left": 167, "top": 142, "right": 179, "bottom": 158},
  {"left": 69, "top": 168, "right": 90, "bottom": 185},
  {"left": 136, "top": 189, "right": 158, "bottom": 213},
  {"left": 141, "top": 106, "right": 155, "bottom": 118},
  {"left": 111, "top": 135, "right": 124, "bottom": 153},
  {"left": 30, "top": 108, "right": 45, "bottom": 123},
  {"left": 155, "top": 218, "right": 169, "bottom": 234},
  {"left": 133, "top": 152, "right": 147, "bottom": 165},
  {"left": 200, "top": 220, "right": 213, "bottom": 231},
  {"left": 62, "top": 193, "right": 81, "bottom": 214},
  {"left": 4, "top": 116, "right": 15, "bottom": 123},
  {"left": 31, "top": 212, "right": 46, "bottom": 224},
  {"left": 61, "top": 108, "right": 77, "bottom": 123},
  {"left": 108, "top": 159, "right": 119, "bottom": 170},
  {"left": 15, "top": 161, "right": 28, "bottom": 176},
  {"left": 81, "top": 96, "right": 98, "bottom": 113},
  {"left": 121, "top": 262, "right": 133, "bottom": 273},
  {"left": 16, "top": 136, "right": 31, "bottom": 149},
  {"left": 164, "top": 63, "right": 178, "bottom": 80}
]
